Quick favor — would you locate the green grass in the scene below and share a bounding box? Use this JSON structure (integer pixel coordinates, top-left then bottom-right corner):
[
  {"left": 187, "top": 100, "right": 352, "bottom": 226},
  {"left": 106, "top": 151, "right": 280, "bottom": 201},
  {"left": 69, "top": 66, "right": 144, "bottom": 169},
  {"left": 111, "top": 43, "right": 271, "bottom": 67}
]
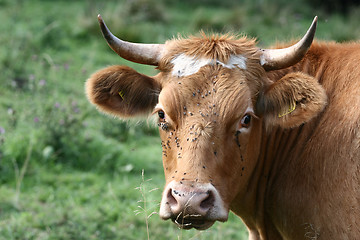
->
[{"left": 1, "top": 0, "right": 360, "bottom": 239}]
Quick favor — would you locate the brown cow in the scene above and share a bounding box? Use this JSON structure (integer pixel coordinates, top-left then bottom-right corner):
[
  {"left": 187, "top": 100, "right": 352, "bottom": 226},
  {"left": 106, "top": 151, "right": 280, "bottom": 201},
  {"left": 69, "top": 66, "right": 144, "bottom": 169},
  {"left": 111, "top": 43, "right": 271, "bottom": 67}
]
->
[{"left": 86, "top": 15, "right": 360, "bottom": 239}]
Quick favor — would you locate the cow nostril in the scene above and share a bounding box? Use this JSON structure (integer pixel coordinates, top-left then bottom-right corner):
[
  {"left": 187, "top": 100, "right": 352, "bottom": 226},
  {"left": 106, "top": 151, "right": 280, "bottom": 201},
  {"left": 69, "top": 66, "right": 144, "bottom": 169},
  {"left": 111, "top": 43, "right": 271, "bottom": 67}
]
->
[
  {"left": 167, "top": 188, "right": 177, "bottom": 206},
  {"left": 200, "top": 190, "right": 215, "bottom": 210}
]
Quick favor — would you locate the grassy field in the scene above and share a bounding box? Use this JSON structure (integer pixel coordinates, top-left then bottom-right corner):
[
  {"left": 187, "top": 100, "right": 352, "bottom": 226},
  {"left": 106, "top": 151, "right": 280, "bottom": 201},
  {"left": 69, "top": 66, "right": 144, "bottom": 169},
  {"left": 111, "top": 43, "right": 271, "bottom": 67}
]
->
[{"left": 1, "top": 0, "right": 360, "bottom": 239}]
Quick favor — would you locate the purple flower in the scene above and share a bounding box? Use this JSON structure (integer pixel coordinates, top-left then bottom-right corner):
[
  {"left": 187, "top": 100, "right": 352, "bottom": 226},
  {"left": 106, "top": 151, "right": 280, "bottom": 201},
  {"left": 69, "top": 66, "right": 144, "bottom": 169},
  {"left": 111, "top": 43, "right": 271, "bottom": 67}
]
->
[
  {"left": 34, "top": 117, "right": 39, "bottom": 123},
  {"left": 54, "top": 102, "right": 60, "bottom": 108},
  {"left": 38, "top": 79, "right": 46, "bottom": 86},
  {"left": 29, "top": 74, "right": 35, "bottom": 81},
  {"left": 64, "top": 63, "right": 69, "bottom": 70},
  {"left": 0, "top": 127, "right": 5, "bottom": 135}
]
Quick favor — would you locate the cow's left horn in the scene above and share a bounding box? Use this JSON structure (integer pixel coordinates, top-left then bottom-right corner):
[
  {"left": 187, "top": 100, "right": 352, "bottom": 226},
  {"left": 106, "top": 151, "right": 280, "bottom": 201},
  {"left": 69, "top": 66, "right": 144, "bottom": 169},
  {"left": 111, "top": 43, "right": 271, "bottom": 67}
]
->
[
  {"left": 97, "top": 14, "right": 164, "bottom": 66},
  {"left": 260, "top": 16, "right": 317, "bottom": 71}
]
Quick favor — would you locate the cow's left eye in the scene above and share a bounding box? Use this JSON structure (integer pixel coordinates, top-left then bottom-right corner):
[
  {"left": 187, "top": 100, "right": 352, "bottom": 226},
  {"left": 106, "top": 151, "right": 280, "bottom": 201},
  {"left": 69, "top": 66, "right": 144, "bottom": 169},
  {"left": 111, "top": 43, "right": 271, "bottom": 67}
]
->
[
  {"left": 240, "top": 114, "right": 251, "bottom": 128},
  {"left": 158, "top": 110, "right": 165, "bottom": 120}
]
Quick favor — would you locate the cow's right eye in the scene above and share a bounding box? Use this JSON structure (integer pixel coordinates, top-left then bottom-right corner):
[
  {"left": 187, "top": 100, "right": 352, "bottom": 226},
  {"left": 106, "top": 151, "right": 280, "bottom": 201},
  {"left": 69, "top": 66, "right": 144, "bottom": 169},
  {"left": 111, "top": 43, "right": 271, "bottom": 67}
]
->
[
  {"left": 158, "top": 110, "right": 165, "bottom": 120},
  {"left": 240, "top": 114, "right": 252, "bottom": 128}
]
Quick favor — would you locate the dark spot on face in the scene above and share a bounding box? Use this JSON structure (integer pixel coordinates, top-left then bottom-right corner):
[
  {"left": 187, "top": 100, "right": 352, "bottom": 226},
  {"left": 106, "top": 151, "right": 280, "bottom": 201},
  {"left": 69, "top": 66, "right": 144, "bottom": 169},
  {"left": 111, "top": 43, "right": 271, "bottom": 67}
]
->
[
  {"left": 203, "top": 166, "right": 206, "bottom": 169},
  {"left": 214, "top": 151, "right": 217, "bottom": 156},
  {"left": 235, "top": 130, "right": 241, "bottom": 147}
]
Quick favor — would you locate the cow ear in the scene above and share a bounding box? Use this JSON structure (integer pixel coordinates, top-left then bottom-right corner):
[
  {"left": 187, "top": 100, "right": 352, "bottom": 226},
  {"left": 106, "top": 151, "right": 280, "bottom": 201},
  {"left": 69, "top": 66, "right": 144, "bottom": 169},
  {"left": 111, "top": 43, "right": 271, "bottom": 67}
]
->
[
  {"left": 256, "top": 72, "right": 327, "bottom": 128},
  {"left": 86, "top": 65, "right": 161, "bottom": 118}
]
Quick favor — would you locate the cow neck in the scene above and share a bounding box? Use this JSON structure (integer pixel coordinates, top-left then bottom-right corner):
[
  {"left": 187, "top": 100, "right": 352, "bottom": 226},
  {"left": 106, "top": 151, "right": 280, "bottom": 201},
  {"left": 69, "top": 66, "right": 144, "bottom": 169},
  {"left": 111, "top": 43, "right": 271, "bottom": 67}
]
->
[{"left": 231, "top": 45, "right": 328, "bottom": 239}]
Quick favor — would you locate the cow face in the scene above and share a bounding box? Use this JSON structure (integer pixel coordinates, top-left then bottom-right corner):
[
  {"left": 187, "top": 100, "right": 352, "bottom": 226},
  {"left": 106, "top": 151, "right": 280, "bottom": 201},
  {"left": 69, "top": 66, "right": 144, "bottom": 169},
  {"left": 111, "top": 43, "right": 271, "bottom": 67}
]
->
[
  {"left": 155, "top": 62, "right": 264, "bottom": 229},
  {"left": 86, "top": 16, "right": 326, "bottom": 230}
]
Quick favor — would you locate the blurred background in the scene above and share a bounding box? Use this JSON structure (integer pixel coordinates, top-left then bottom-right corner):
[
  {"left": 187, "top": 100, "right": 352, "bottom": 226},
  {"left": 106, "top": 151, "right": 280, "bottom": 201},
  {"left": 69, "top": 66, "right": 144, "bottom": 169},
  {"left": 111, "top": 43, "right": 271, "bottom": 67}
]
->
[{"left": 1, "top": 0, "right": 359, "bottom": 239}]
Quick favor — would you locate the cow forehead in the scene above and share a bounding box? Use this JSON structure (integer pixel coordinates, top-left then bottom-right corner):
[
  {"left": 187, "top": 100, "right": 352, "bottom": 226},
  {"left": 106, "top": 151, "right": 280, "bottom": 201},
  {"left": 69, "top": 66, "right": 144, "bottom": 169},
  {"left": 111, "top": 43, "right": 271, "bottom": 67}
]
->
[
  {"left": 171, "top": 53, "right": 248, "bottom": 77},
  {"left": 158, "top": 66, "right": 253, "bottom": 125}
]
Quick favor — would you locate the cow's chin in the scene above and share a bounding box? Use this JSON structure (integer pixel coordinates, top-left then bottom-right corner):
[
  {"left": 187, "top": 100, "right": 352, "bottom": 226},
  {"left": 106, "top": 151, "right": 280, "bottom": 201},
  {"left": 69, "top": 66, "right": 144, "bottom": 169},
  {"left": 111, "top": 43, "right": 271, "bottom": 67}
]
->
[{"left": 171, "top": 217, "right": 215, "bottom": 230}]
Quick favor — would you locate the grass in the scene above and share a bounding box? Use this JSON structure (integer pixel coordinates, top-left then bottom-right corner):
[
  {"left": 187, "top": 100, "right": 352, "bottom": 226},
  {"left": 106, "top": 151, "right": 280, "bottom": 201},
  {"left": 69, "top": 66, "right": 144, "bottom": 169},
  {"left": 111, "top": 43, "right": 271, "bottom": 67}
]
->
[{"left": 1, "top": 0, "right": 360, "bottom": 239}]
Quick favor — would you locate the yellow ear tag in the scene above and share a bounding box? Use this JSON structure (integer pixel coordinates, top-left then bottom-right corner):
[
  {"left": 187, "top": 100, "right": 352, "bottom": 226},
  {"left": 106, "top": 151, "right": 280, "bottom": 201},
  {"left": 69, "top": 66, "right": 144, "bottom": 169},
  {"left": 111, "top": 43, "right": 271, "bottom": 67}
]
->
[
  {"left": 118, "top": 90, "right": 125, "bottom": 100},
  {"left": 278, "top": 101, "right": 296, "bottom": 118}
]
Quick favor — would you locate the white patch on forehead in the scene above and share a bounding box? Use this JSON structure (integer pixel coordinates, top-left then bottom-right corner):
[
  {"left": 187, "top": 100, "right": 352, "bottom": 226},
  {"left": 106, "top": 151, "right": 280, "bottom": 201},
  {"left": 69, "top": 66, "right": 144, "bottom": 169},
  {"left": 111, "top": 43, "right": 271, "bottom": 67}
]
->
[
  {"left": 171, "top": 53, "right": 247, "bottom": 77},
  {"left": 171, "top": 54, "right": 213, "bottom": 77},
  {"left": 217, "top": 55, "right": 247, "bottom": 70}
]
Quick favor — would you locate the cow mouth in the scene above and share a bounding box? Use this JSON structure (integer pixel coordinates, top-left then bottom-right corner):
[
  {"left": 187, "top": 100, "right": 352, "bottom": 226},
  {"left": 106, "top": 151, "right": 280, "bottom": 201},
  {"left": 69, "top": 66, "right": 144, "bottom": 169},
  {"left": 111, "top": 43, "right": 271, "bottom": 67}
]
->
[{"left": 171, "top": 216, "right": 215, "bottom": 230}]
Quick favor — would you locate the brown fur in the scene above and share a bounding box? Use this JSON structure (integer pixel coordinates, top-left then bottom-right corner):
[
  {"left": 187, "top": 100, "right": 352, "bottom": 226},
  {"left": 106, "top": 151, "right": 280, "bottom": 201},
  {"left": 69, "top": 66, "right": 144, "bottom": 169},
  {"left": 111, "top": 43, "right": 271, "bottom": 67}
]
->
[
  {"left": 86, "top": 33, "right": 360, "bottom": 240},
  {"left": 257, "top": 72, "right": 327, "bottom": 128},
  {"left": 86, "top": 65, "right": 161, "bottom": 118}
]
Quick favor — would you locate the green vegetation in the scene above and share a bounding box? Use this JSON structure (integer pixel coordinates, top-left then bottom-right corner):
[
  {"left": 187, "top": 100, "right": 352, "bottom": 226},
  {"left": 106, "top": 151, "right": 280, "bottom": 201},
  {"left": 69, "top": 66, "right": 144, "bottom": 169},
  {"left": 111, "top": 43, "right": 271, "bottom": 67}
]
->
[{"left": 1, "top": 0, "right": 359, "bottom": 239}]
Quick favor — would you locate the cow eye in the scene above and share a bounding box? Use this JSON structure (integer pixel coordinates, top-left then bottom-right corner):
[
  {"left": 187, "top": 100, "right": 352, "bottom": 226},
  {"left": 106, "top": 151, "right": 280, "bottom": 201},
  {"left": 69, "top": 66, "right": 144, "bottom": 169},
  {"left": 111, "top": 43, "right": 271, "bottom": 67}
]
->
[
  {"left": 158, "top": 110, "right": 165, "bottom": 120},
  {"left": 241, "top": 114, "right": 251, "bottom": 128}
]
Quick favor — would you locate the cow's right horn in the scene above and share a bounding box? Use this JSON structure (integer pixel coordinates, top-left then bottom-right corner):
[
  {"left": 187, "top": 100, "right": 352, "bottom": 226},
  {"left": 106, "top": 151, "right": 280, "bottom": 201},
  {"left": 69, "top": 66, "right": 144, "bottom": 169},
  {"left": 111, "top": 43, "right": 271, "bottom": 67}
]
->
[
  {"left": 260, "top": 16, "right": 318, "bottom": 71},
  {"left": 97, "top": 14, "right": 164, "bottom": 66}
]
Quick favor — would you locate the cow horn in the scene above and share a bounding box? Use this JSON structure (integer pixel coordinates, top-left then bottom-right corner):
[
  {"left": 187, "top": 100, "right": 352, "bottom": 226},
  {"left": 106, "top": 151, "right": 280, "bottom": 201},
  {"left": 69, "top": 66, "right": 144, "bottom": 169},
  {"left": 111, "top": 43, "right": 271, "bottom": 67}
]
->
[
  {"left": 97, "top": 14, "right": 164, "bottom": 66},
  {"left": 260, "top": 16, "right": 318, "bottom": 71}
]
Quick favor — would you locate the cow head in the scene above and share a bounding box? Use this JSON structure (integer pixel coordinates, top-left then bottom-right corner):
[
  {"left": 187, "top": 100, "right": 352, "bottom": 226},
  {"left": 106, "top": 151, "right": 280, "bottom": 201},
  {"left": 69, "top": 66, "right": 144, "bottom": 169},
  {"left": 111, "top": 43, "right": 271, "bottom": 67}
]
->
[{"left": 86, "top": 15, "right": 326, "bottom": 230}]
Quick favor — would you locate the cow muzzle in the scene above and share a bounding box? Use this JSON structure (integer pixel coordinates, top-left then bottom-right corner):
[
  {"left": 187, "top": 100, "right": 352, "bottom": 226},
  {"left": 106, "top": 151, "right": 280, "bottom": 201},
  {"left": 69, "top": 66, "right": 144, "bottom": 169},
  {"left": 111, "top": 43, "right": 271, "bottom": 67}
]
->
[{"left": 159, "top": 181, "right": 229, "bottom": 230}]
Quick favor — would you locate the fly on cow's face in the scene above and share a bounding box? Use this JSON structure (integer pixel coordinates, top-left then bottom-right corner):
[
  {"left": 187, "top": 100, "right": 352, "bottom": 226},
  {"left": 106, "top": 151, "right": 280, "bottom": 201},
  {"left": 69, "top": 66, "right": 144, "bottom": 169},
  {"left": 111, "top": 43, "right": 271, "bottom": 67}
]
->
[{"left": 158, "top": 122, "right": 169, "bottom": 131}]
